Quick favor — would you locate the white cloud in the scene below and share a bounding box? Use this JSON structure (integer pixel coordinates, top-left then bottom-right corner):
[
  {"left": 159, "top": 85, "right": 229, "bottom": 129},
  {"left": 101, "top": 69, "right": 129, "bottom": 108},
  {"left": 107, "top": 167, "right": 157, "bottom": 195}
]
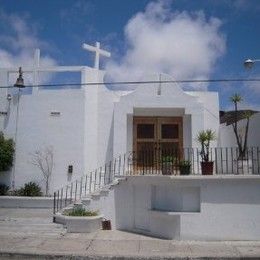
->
[
  {"left": 106, "top": 1, "right": 226, "bottom": 90},
  {"left": 243, "top": 77, "right": 260, "bottom": 94},
  {"left": 0, "top": 11, "right": 57, "bottom": 85}
]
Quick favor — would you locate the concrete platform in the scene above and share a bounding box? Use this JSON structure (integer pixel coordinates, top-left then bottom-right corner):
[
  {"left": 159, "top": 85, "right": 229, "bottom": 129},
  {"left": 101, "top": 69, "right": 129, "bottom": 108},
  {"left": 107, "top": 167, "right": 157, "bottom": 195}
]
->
[{"left": 0, "top": 208, "right": 260, "bottom": 259}]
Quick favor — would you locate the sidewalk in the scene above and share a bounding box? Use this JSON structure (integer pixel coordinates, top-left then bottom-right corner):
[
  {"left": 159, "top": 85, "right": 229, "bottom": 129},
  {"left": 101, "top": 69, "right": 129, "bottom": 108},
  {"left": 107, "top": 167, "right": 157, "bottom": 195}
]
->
[{"left": 0, "top": 208, "right": 260, "bottom": 259}]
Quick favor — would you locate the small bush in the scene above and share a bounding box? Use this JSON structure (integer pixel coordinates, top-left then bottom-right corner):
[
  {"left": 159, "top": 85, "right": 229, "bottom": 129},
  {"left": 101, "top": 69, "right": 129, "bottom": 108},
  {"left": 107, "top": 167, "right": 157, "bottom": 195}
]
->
[
  {"left": 179, "top": 160, "right": 191, "bottom": 167},
  {"left": 64, "top": 208, "right": 98, "bottom": 217},
  {"left": 0, "top": 184, "right": 9, "bottom": 195},
  {"left": 17, "top": 182, "right": 42, "bottom": 197},
  {"left": 10, "top": 189, "right": 21, "bottom": 196}
]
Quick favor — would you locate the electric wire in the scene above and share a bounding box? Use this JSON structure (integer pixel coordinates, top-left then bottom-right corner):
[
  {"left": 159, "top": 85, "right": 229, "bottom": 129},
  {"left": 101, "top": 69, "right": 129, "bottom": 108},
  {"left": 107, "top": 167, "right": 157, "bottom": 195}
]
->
[{"left": 0, "top": 78, "right": 260, "bottom": 89}]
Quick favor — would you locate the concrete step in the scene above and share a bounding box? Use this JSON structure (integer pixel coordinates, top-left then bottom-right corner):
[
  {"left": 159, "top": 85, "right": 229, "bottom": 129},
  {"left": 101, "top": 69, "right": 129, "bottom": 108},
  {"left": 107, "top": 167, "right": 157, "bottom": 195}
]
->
[
  {"left": 0, "top": 217, "right": 54, "bottom": 224},
  {"left": 99, "top": 188, "right": 110, "bottom": 195},
  {"left": 0, "top": 231, "right": 65, "bottom": 238},
  {"left": 0, "top": 225, "right": 64, "bottom": 232},
  {"left": 0, "top": 221, "right": 63, "bottom": 227},
  {"left": 0, "top": 216, "right": 65, "bottom": 234}
]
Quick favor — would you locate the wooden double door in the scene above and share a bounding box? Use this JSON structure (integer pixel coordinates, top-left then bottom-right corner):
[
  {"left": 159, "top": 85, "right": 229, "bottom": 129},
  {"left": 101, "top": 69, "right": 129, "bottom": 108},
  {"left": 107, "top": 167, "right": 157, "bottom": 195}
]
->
[{"left": 133, "top": 117, "right": 183, "bottom": 168}]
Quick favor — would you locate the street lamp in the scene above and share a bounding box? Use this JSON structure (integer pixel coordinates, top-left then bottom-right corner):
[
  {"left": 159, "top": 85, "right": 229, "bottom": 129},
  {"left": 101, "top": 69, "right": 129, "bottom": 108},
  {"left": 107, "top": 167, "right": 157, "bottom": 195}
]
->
[
  {"left": 244, "top": 58, "right": 260, "bottom": 69},
  {"left": 11, "top": 67, "right": 25, "bottom": 189},
  {"left": 14, "top": 67, "right": 25, "bottom": 88}
]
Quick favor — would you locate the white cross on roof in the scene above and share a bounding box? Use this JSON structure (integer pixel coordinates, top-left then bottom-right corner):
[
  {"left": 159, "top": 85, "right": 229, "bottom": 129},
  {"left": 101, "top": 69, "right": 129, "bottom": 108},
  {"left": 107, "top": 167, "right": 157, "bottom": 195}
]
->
[{"left": 82, "top": 41, "right": 111, "bottom": 70}]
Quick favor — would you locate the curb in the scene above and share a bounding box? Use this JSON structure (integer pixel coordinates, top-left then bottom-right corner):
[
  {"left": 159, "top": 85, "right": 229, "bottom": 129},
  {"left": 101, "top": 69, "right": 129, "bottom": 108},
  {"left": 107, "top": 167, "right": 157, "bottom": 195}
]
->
[{"left": 0, "top": 252, "right": 260, "bottom": 260}]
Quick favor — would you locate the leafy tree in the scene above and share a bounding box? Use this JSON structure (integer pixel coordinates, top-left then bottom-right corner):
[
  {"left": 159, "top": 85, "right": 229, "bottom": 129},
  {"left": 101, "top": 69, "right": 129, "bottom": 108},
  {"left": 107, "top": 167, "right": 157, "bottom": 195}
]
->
[{"left": 0, "top": 132, "right": 14, "bottom": 171}]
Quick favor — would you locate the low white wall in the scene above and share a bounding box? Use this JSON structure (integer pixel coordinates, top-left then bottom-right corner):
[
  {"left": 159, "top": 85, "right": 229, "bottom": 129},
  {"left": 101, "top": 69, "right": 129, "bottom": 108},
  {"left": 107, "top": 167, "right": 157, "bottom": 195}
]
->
[
  {"left": 83, "top": 188, "right": 116, "bottom": 229},
  {"left": 113, "top": 175, "right": 260, "bottom": 240},
  {"left": 0, "top": 196, "right": 53, "bottom": 208},
  {"left": 55, "top": 213, "right": 103, "bottom": 233}
]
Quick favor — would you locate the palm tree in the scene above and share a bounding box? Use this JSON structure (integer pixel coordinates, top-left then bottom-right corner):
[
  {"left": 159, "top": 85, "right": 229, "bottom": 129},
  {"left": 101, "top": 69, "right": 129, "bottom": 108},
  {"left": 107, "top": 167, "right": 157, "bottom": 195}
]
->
[
  {"left": 230, "top": 93, "right": 243, "bottom": 111},
  {"left": 230, "top": 93, "right": 252, "bottom": 159}
]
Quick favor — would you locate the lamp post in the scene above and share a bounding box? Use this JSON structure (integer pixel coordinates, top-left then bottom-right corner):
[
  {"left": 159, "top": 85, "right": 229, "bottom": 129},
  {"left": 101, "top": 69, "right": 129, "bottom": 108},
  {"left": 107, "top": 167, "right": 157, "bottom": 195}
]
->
[
  {"left": 244, "top": 58, "right": 260, "bottom": 69},
  {"left": 11, "top": 67, "right": 25, "bottom": 189}
]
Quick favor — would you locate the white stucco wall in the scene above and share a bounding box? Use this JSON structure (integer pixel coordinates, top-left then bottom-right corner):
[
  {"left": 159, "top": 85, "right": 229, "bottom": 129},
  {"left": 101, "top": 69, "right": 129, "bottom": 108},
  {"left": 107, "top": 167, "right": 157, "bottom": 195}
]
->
[
  {"left": 0, "top": 70, "right": 221, "bottom": 193},
  {"left": 96, "top": 85, "right": 117, "bottom": 167},
  {"left": 113, "top": 175, "right": 260, "bottom": 240},
  {"left": 114, "top": 77, "right": 219, "bottom": 156},
  {"left": 0, "top": 66, "right": 116, "bottom": 192},
  {"left": 0, "top": 88, "right": 85, "bottom": 193},
  {"left": 187, "top": 91, "right": 219, "bottom": 148}
]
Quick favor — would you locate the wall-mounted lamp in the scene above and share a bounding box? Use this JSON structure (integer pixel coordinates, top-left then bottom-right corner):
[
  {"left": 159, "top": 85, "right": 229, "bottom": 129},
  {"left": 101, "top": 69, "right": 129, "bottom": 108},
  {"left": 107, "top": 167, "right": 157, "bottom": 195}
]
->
[
  {"left": 68, "top": 165, "right": 73, "bottom": 174},
  {"left": 244, "top": 58, "right": 260, "bottom": 69}
]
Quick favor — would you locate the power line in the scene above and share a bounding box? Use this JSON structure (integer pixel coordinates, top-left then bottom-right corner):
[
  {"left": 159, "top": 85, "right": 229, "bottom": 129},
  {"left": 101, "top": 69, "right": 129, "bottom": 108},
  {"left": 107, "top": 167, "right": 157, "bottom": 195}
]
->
[{"left": 0, "top": 78, "right": 260, "bottom": 89}]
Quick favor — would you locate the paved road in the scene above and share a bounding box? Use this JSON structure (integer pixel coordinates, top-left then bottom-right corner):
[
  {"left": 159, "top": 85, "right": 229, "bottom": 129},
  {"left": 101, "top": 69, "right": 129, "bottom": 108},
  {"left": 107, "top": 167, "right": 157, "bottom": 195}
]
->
[{"left": 0, "top": 208, "right": 260, "bottom": 259}]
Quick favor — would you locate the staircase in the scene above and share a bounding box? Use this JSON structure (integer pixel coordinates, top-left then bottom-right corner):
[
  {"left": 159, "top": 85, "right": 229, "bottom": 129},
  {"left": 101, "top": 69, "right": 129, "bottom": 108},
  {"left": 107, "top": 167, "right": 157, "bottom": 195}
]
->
[
  {"left": 0, "top": 211, "right": 66, "bottom": 237},
  {"left": 53, "top": 177, "right": 127, "bottom": 230},
  {"left": 53, "top": 147, "right": 260, "bottom": 218},
  {"left": 53, "top": 152, "right": 131, "bottom": 218}
]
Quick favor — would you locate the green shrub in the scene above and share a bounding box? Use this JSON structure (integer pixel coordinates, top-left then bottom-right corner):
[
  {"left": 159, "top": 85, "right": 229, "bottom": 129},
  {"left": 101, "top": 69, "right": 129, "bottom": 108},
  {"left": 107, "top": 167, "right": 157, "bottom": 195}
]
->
[
  {"left": 0, "top": 184, "right": 9, "bottom": 195},
  {"left": 10, "top": 189, "right": 21, "bottom": 196},
  {"left": 179, "top": 160, "right": 191, "bottom": 167},
  {"left": 161, "top": 156, "right": 178, "bottom": 164},
  {"left": 63, "top": 208, "right": 98, "bottom": 217},
  {"left": 0, "top": 132, "right": 15, "bottom": 172},
  {"left": 17, "top": 182, "right": 42, "bottom": 197}
]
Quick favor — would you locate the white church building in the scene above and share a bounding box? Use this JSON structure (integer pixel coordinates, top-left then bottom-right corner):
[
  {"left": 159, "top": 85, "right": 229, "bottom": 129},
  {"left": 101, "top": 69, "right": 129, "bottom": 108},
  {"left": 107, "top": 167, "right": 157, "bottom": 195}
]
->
[{"left": 0, "top": 42, "right": 257, "bottom": 193}]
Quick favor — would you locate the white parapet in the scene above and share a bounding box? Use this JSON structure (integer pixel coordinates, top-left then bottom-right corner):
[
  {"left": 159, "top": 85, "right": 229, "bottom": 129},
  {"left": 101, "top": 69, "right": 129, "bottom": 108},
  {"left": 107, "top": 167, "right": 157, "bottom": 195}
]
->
[
  {"left": 0, "top": 196, "right": 54, "bottom": 208},
  {"left": 113, "top": 175, "right": 260, "bottom": 240}
]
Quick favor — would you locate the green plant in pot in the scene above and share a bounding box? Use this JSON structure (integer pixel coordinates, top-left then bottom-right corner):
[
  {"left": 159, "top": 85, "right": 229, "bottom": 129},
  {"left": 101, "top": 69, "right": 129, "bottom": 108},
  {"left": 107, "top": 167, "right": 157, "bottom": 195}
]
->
[
  {"left": 161, "top": 155, "right": 176, "bottom": 175},
  {"left": 179, "top": 160, "right": 191, "bottom": 175},
  {"left": 197, "top": 129, "right": 216, "bottom": 175}
]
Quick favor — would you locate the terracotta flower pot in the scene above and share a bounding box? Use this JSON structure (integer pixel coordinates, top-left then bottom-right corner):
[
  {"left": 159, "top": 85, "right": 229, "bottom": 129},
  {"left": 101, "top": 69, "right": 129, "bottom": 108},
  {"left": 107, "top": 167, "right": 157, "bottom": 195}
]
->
[
  {"left": 201, "top": 161, "right": 214, "bottom": 175},
  {"left": 161, "top": 163, "right": 173, "bottom": 175}
]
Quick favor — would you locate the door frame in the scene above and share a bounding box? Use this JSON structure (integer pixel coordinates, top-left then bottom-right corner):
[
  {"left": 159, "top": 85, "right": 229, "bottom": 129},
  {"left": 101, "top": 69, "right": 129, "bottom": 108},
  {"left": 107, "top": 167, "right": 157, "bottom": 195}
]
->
[{"left": 133, "top": 116, "right": 183, "bottom": 169}]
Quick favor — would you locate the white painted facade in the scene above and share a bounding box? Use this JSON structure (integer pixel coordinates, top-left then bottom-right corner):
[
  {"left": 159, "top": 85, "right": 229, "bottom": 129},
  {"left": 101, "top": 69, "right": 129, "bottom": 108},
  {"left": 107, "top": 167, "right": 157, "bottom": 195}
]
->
[
  {"left": 98, "top": 176, "right": 260, "bottom": 240},
  {"left": 62, "top": 175, "right": 260, "bottom": 240},
  {"left": 0, "top": 47, "right": 220, "bottom": 193}
]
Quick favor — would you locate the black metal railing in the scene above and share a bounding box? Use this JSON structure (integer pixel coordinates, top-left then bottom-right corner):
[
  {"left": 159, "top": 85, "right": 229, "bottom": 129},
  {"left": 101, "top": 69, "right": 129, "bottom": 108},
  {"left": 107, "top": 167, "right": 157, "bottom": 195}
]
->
[
  {"left": 53, "top": 161, "right": 116, "bottom": 215},
  {"left": 113, "top": 147, "right": 260, "bottom": 176},
  {"left": 53, "top": 147, "right": 260, "bottom": 216}
]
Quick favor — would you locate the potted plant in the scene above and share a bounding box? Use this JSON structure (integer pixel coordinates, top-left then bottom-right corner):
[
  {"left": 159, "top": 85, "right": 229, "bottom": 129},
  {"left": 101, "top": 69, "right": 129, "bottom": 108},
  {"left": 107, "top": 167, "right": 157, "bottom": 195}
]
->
[
  {"left": 59, "top": 204, "right": 103, "bottom": 233},
  {"left": 179, "top": 160, "right": 191, "bottom": 175},
  {"left": 161, "top": 155, "right": 175, "bottom": 175},
  {"left": 197, "top": 129, "right": 216, "bottom": 175}
]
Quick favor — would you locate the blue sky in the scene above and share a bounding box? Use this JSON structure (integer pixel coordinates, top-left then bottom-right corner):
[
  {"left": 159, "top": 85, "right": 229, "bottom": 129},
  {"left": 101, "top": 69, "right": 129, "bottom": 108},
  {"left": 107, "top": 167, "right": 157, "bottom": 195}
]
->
[{"left": 0, "top": 0, "right": 259, "bottom": 110}]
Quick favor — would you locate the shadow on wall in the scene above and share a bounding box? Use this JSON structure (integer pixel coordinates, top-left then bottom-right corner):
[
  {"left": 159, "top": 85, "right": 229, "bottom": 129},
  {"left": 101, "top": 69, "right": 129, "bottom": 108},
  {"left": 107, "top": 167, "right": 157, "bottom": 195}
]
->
[
  {"left": 105, "top": 115, "right": 114, "bottom": 163},
  {"left": 114, "top": 180, "right": 135, "bottom": 231}
]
